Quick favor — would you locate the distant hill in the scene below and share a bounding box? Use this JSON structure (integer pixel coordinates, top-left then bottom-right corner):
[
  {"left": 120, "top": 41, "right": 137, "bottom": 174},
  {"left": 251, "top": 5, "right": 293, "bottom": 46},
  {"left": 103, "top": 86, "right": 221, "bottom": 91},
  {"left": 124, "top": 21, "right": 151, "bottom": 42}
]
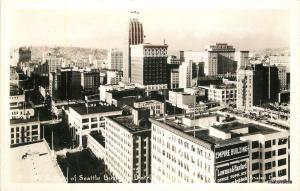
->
[
  {"left": 251, "top": 47, "right": 289, "bottom": 57},
  {"left": 29, "top": 46, "right": 108, "bottom": 60}
]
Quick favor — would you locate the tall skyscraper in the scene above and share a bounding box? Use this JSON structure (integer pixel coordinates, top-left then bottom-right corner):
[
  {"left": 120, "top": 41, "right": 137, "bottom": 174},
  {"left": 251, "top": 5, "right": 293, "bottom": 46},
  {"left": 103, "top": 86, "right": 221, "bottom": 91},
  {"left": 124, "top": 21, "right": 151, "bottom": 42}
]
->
[
  {"left": 107, "top": 48, "right": 123, "bottom": 71},
  {"left": 124, "top": 11, "right": 144, "bottom": 83},
  {"left": 130, "top": 43, "right": 168, "bottom": 91},
  {"left": 237, "top": 64, "right": 280, "bottom": 112},
  {"left": 235, "top": 51, "right": 250, "bottom": 69},
  {"left": 203, "top": 43, "right": 236, "bottom": 76},
  {"left": 179, "top": 61, "right": 193, "bottom": 88}
]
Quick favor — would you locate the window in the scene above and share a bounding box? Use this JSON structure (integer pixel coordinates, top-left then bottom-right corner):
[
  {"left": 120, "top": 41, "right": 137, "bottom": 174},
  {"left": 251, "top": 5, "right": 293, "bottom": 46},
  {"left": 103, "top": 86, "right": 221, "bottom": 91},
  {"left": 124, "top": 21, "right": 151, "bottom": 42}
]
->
[
  {"left": 278, "top": 138, "right": 287, "bottom": 145},
  {"left": 252, "top": 162, "right": 259, "bottom": 171},
  {"left": 272, "top": 150, "right": 276, "bottom": 156},
  {"left": 252, "top": 173, "right": 260, "bottom": 182},
  {"left": 265, "top": 162, "right": 272, "bottom": 170},
  {"left": 82, "top": 118, "right": 89, "bottom": 123},
  {"left": 11, "top": 134, "right": 14, "bottom": 138},
  {"left": 91, "top": 117, "right": 97, "bottom": 122},
  {"left": 252, "top": 151, "right": 259, "bottom": 160},
  {"left": 91, "top": 124, "right": 98, "bottom": 128},
  {"left": 272, "top": 139, "right": 276, "bottom": 145},
  {"left": 278, "top": 148, "right": 286, "bottom": 156},
  {"left": 32, "top": 131, "right": 38, "bottom": 135},
  {"left": 82, "top": 125, "right": 89, "bottom": 130},
  {"left": 265, "top": 140, "right": 271, "bottom": 148},
  {"left": 252, "top": 141, "right": 259, "bottom": 148},
  {"left": 265, "top": 151, "right": 272, "bottom": 159},
  {"left": 11, "top": 128, "right": 14, "bottom": 132},
  {"left": 32, "top": 125, "right": 38, "bottom": 130},
  {"left": 265, "top": 173, "right": 272, "bottom": 181},
  {"left": 278, "top": 159, "right": 286, "bottom": 166},
  {"left": 278, "top": 169, "right": 287, "bottom": 177}
]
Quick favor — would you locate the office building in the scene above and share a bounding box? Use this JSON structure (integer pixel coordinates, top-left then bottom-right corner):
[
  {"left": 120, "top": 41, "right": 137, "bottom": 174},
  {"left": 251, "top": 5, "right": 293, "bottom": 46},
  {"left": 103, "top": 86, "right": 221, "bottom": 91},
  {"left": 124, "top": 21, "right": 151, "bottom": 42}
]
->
[
  {"left": 124, "top": 13, "right": 144, "bottom": 82},
  {"left": 81, "top": 71, "right": 100, "bottom": 92},
  {"left": 44, "top": 53, "right": 64, "bottom": 73},
  {"left": 108, "top": 48, "right": 123, "bottom": 71},
  {"left": 18, "top": 47, "right": 31, "bottom": 63},
  {"left": 235, "top": 51, "right": 250, "bottom": 69},
  {"left": 10, "top": 118, "right": 41, "bottom": 146},
  {"left": 149, "top": 113, "right": 289, "bottom": 183},
  {"left": 179, "top": 61, "right": 193, "bottom": 88},
  {"left": 236, "top": 64, "right": 280, "bottom": 112},
  {"left": 104, "top": 109, "right": 151, "bottom": 182},
  {"left": 166, "top": 64, "right": 180, "bottom": 89},
  {"left": 277, "top": 65, "right": 287, "bottom": 91},
  {"left": 199, "top": 84, "right": 237, "bottom": 106},
  {"left": 130, "top": 43, "right": 168, "bottom": 91},
  {"left": 203, "top": 43, "right": 236, "bottom": 76},
  {"left": 57, "top": 68, "right": 82, "bottom": 100},
  {"left": 134, "top": 99, "right": 164, "bottom": 116},
  {"left": 106, "top": 70, "right": 123, "bottom": 85},
  {"left": 99, "top": 83, "right": 138, "bottom": 102},
  {"left": 167, "top": 55, "right": 181, "bottom": 65},
  {"left": 68, "top": 105, "right": 122, "bottom": 147}
]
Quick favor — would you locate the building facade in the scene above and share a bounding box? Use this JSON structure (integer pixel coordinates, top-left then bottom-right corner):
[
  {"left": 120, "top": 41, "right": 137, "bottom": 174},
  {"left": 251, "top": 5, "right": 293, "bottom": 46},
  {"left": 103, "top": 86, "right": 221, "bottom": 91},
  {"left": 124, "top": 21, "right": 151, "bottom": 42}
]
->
[
  {"left": 81, "top": 71, "right": 100, "bottom": 92},
  {"left": 149, "top": 114, "right": 289, "bottom": 183},
  {"left": 124, "top": 16, "right": 144, "bottom": 82},
  {"left": 130, "top": 44, "right": 168, "bottom": 91},
  {"left": 10, "top": 119, "right": 41, "bottom": 146},
  {"left": 106, "top": 70, "right": 123, "bottom": 85},
  {"left": 179, "top": 61, "right": 193, "bottom": 88},
  {"left": 68, "top": 105, "right": 122, "bottom": 147},
  {"left": 203, "top": 43, "right": 236, "bottom": 76},
  {"left": 199, "top": 84, "right": 237, "bottom": 106},
  {"left": 108, "top": 48, "right": 123, "bottom": 71},
  {"left": 236, "top": 64, "right": 280, "bottom": 112},
  {"left": 133, "top": 100, "right": 164, "bottom": 116},
  {"left": 104, "top": 110, "right": 151, "bottom": 182}
]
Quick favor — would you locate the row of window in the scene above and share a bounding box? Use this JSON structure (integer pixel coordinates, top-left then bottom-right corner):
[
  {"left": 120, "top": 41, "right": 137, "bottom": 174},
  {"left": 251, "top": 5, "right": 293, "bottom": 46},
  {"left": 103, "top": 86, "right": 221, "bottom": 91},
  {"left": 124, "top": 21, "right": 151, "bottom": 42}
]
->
[
  {"left": 252, "top": 138, "right": 288, "bottom": 149},
  {"left": 252, "top": 158, "right": 287, "bottom": 171}
]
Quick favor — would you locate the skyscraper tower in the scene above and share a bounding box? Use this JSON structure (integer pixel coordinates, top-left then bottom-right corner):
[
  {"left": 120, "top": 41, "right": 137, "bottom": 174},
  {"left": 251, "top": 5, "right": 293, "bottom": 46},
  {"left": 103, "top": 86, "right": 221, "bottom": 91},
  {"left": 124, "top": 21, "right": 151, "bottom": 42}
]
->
[{"left": 124, "top": 11, "right": 144, "bottom": 83}]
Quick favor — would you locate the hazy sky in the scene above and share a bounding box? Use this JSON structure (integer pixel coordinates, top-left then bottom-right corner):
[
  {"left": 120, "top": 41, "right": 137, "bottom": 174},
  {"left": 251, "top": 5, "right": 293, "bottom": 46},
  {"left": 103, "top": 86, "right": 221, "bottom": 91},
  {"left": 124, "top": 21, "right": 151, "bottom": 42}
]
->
[{"left": 9, "top": 6, "right": 289, "bottom": 52}]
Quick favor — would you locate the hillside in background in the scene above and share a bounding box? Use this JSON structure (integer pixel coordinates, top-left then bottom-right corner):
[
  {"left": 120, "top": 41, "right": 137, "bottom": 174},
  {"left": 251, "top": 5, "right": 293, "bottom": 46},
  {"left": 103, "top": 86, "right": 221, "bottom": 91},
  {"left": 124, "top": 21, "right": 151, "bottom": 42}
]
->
[{"left": 29, "top": 46, "right": 108, "bottom": 60}]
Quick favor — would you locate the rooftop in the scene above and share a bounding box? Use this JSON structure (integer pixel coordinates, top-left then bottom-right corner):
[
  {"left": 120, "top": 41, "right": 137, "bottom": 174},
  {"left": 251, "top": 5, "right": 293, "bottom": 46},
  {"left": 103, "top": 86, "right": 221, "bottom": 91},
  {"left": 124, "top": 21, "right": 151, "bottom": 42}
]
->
[
  {"left": 212, "top": 121, "right": 279, "bottom": 135},
  {"left": 150, "top": 116, "right": 281, "bottom": 148},
  {"left": 71, "top": 105, "right": 121, "bottom": 115},
  {"left": 108, "top": 115, "right": 151, "bottom": 133},
  {"left": 10, "top": 140, "right": 66, "bottom": 183},
  {"left": 10, "top": 117, "right": 40, "bottom": 125}
]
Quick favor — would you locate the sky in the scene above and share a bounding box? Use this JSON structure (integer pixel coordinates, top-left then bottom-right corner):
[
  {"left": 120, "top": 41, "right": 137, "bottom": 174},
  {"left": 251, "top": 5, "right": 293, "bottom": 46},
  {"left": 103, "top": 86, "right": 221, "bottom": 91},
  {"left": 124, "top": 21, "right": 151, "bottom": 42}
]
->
[{"left": 8, "top": 1, "right": 290, "bottom": 52}]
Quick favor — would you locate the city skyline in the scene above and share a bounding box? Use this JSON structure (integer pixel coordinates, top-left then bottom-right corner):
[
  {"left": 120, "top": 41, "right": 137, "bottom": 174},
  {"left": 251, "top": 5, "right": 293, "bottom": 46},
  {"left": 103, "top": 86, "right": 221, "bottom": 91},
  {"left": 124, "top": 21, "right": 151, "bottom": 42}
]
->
[{"left": 10, "top": 9, "right": 289, "bottom": 52}]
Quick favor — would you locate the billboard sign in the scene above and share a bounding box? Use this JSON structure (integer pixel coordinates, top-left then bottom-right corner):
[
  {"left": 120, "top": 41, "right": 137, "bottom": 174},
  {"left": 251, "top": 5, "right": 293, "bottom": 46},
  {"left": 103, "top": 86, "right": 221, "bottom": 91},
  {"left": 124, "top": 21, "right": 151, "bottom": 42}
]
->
[{"left": 215, "top": 142, "right": 249, "bottom": 163}]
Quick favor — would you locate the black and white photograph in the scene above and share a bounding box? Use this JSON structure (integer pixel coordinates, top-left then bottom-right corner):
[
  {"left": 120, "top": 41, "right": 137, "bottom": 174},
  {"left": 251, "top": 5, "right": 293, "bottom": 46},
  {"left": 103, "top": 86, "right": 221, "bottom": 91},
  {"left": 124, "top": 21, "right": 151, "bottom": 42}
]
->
[{"left": 1, "top": 0, "right": 300, "bottom": 190}]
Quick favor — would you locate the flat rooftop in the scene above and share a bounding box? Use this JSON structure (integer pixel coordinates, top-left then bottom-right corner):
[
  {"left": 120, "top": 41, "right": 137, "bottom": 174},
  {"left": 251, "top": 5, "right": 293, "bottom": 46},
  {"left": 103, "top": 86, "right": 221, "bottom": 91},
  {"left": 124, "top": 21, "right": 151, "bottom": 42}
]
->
[
  {"left": 212, "top": 121, "right": 279, "bottom": 135},
  {"left": 10, "top": 141, "right": 66, "bottom": 183},
  {"left": 158, "top": 118, "right": 238, "bottom": 146},
  {"left": 71, "top": 105, "right": 121, "bottom": 115},
  {"left": 151, "top": 116, "right": 281, "bottom": 148},
  {"left": 10, "top": 117, "right": 39, "bottom": 125},
  {"left": 108, "top": 115, "right": 151, "bottom": 133}
]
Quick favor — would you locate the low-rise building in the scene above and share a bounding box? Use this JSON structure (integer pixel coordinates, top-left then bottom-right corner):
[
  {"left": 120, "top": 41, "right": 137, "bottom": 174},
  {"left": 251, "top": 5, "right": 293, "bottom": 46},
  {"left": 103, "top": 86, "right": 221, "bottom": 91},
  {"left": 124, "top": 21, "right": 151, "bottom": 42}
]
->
[
  {"left": 10, "top": 118, "right": 41, "bottom": 146},
  {"left": 106, "top": 70, "right": 123, "bottom": 85},
  {"left": 133, "top": 99, "right": 164, "bottom": 116},
  {"left": 199, "top": 84, "right": 237, "bottom": 106}
]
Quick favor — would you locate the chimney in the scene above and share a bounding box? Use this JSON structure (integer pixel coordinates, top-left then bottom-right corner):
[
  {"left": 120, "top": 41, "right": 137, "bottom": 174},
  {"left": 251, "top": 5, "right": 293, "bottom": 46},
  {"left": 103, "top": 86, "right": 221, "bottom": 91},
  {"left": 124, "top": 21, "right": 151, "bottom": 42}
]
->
[{"left": 132, "top": 108, "right": 150, "bottom": 126}]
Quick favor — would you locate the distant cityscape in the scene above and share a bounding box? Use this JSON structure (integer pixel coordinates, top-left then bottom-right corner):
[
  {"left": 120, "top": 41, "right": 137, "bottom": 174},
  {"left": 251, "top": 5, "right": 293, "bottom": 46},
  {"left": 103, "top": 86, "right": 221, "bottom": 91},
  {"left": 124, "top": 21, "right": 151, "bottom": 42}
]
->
[{"left": 9, "top": 11, "right": 290, "bottom": 183}]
